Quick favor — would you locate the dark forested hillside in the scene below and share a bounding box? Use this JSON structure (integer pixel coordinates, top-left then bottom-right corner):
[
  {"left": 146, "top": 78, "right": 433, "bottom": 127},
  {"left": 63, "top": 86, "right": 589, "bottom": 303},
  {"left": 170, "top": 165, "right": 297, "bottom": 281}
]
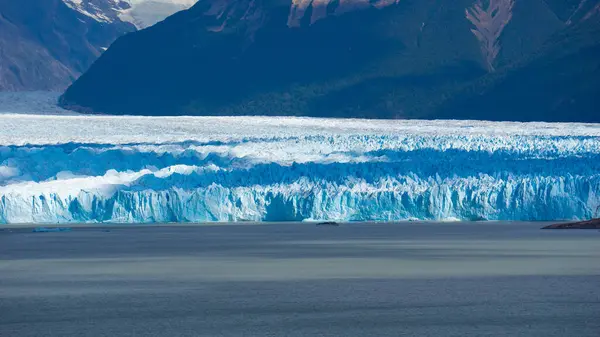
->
[{"left": 60, "top": 0, "right": 600, "bottom": 121}]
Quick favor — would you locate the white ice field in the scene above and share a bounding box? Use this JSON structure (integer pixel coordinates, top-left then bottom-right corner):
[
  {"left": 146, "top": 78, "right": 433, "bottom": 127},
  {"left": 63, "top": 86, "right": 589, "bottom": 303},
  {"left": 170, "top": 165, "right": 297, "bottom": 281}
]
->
[{"left": 1, "top": 96, "right": 599, "bottom": 223}]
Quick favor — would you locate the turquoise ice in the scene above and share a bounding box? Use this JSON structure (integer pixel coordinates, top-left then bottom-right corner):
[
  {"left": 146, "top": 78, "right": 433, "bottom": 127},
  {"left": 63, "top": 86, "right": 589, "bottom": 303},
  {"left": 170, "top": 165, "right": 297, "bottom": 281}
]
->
[{"left": 1, "top": 114, "right": 599, "bottom": 223}]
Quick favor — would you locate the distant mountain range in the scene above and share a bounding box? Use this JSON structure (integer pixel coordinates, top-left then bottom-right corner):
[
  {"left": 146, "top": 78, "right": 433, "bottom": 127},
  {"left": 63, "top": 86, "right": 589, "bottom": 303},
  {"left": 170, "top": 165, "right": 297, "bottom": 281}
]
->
[
  {"left": 0, "top": 0, "right": 197, "bottom": 91},
  {"left": 58, "top": 0, "right": 600, "bottom": 122}
]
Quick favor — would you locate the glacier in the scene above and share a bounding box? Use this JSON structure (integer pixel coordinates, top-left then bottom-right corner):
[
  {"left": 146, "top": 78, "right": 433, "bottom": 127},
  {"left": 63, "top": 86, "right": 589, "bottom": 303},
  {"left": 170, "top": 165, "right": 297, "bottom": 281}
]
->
[{"left": 0, "top": 113, "right": 599, "bottom": 224}]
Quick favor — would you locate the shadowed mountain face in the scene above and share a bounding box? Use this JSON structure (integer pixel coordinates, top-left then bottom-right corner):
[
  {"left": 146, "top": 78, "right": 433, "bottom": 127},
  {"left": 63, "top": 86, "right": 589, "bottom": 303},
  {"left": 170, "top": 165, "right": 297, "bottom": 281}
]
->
[
  {"left": 60, "top": 0, "right": 600, "bottom": 121},
  {"left": 0, "top": 0, "right": 136, "bottom": 91},
  {"left": 0, "top": 0, "right": 199, "bottom": 91}
]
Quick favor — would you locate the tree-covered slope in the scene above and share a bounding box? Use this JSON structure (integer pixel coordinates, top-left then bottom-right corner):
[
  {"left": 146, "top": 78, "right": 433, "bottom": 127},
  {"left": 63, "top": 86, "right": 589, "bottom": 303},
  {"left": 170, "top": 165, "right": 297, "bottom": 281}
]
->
[{"left": 60, "top": 0, "right": 600, "bottom": 121}]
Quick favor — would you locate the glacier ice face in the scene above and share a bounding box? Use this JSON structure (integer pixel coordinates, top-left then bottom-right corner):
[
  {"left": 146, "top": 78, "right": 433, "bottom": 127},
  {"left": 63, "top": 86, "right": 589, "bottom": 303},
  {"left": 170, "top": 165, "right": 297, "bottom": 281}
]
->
[{"left": 1, "top": 114, "right": 599, "bottom": 224}]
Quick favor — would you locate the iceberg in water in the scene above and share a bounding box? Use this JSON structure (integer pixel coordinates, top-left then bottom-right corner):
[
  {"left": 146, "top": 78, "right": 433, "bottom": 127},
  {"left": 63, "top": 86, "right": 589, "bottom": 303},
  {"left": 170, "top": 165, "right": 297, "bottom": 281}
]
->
[{"left": 0, "top": 114, "right": 599, "bottom": 224}]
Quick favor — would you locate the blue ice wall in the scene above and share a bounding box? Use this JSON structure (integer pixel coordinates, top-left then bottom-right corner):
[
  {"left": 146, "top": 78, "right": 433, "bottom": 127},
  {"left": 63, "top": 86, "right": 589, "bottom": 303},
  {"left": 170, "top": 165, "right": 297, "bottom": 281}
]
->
[{"left": 1, "top": 133, "right": 599, "bottom": 223}]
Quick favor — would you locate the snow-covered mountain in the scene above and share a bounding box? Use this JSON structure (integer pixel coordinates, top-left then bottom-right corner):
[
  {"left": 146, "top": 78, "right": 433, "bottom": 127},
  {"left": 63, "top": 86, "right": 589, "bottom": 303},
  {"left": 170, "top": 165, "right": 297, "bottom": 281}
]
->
[
  {"left": 61, "top": 0, "right": 132, "bottom": 23},
  {"left": 62, "top": 0, "right": 199, "bottom": 29},
  {"left": 120, "top": 0, "right": 199, "bottom": 28},
  {"left": 0, "top": 0, "right": 197, "bottom": 91}
]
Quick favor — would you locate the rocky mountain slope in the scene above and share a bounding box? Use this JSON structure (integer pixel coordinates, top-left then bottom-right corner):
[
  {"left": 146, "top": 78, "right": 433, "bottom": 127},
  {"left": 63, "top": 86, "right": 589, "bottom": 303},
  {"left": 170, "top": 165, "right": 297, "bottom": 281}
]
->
[
  {"left": 0, "top": 0, "right": 197, "bottom": 91},
  {"left": 60, "top": 0, "right": 600, "bottom": 121}
]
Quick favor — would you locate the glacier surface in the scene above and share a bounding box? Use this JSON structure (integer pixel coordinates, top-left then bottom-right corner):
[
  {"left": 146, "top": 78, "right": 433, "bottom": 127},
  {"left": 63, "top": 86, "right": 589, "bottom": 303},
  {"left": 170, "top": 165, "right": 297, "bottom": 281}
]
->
[{"left": 1, "top": 113, "right": 599, "bottom": 224}]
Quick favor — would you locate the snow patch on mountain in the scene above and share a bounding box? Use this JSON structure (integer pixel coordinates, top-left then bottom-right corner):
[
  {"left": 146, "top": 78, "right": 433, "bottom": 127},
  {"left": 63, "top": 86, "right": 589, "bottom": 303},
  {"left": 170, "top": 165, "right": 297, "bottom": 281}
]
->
[
  {"left": 119, "top": 0, "right": 199, "bottom": 28},
  {"left": 62, "top": 0, "right": 198, "bottom": 28},
  {"left": 288, "top": 0, "right": 400, "bottom": 27},
  {"left": 63, "top": 0, "right": 129, "bottom": 23}
]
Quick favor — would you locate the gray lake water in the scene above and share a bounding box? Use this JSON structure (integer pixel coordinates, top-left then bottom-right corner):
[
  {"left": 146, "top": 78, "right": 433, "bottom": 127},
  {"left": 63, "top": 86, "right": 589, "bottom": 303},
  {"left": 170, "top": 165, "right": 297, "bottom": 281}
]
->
[{"left": 1, "top": 222, "right": 599, "bottom": 336}]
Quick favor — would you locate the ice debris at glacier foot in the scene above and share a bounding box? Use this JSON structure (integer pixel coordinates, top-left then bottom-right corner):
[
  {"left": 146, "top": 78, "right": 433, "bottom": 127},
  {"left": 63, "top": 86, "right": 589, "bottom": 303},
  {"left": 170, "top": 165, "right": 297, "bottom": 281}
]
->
[{"left": 1, "top": 115, "right": 600, "bottom": 224}]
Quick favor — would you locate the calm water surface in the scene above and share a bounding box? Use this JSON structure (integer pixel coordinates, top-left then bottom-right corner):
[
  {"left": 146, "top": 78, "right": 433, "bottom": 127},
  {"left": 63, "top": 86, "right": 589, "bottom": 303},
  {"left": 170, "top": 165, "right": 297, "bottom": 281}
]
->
[{"left": 1, "top": 222, "right": 599, "bottom": 336}]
